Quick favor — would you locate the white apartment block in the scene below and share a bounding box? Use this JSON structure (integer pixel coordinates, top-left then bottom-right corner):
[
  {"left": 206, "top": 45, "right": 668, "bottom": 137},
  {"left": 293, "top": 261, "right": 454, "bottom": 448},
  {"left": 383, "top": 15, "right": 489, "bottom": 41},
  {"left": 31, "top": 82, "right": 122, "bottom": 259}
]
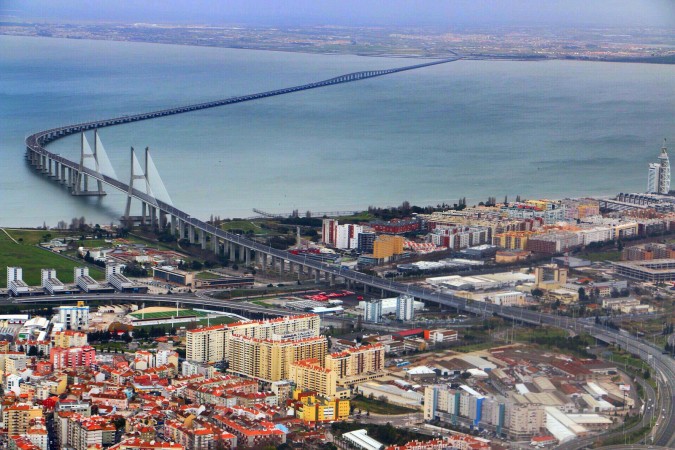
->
[
  {"left": 41, "top": 269, "right": 66, "bottom": 294},
  {"left": 7, "top": 267, "right": 29, "bottom": 296},
  {"left": 396, "top": 295, "right": 415, "bottom": 321},
  {"left": 57, "top": 305, "right": 89, "bottom": 331}
]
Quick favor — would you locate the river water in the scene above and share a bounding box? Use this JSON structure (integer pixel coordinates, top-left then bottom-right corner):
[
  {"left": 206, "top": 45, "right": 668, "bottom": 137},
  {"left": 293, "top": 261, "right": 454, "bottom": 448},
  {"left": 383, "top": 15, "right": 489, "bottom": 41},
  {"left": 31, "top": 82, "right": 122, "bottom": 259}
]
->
[{"left": 1, "top": 35, "right": 674, "bottom": 227}]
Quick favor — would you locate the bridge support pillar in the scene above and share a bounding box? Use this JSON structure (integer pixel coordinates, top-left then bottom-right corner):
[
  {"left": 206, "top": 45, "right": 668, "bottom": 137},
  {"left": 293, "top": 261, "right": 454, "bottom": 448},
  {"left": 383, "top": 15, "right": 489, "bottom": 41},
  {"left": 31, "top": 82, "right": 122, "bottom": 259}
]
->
[
  {"left": 188, "top": 225, "right": 195, "bottom": 244},
  {"left": 289, "top": 262, "right": 295, "bottom": 276},
  {"left": 140, "top": 202, "right": 147, "bottom": 226},
  {"left": 314, "top": 269, "right": 320, "bottom": 283},
  {"left": 179, "top": 219, "right": 186, "bottom": 240},
  {"left": 212, "top": 234, "right": 219, "bottom": 254},
  {"left": 159, "top": 211, "right": 167, "bottom": 229},
  {"left": 60, "top": 164, "right": 66, "bottom": 184},
  {"left": 199, "top": 229, "right": 206, "bottom": 250},
  {"left": 150, "top": 206, "right": 157, "bottom": 229},
  {"left": 279, "top": 259, "right": 285, "bottom": 274},
  {"left": 245, "top": 248, "right": 251, "bottom": 266},
  {"left": 229, "top": 242, "right": 236, "bottom": 260},
  {"left": 171, "top": 216, "right": 177, "bottom": 236},
  {"left": 330, "top": 274, "right": 336, "bottom": 286}
]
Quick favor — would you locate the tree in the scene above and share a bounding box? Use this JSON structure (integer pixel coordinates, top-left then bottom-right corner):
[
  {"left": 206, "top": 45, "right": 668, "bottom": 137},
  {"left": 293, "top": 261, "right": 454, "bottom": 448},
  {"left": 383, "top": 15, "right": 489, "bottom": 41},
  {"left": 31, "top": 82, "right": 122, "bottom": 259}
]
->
[
  {"left": 531, "top": 288, "right": 544, "bottom": 298},
  {"left": 112, "top": 417, "right": 126, "bottom": 430},
  {"left": 578, "top": 287, "right": 588, "bottom": 302}
]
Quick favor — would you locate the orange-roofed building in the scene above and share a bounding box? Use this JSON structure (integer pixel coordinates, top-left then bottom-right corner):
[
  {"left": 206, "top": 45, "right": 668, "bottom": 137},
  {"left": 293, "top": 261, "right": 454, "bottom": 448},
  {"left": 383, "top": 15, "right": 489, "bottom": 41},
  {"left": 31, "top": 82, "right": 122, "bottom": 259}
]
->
[
  {"left": 8, "top": 435, "right": 42, "bottom": 450},
  {"left": 211, "top": 412, "right": 284, "bottom": 448},
  {"left": 52, "top": 330, "right": 88, "bottom": 348},
  {"left": 110, "top": 438, "right": 185, "bottom": 449},
  {"left": 165, "top": 418, "right": 236, "bottom": 450},
  {"left": 2, "top": 403, "right": 43, "bottom": 435},
  {"left": 386, "top": 433, "right": 491, "bottom": 450}
]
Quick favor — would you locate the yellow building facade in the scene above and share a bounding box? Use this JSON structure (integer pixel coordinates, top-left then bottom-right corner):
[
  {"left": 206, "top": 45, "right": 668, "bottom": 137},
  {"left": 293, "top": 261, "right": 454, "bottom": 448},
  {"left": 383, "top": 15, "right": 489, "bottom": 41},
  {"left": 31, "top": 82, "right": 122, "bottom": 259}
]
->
[
  {"left": 52, "top": 330, "right": 88, "bottom": 348},
  {"left": 293, "top": 390, "right": 350, "bottom": 423},
  {"left": 325, "top": 344, "right": 385, "bottom": 387},
  {"left": 228, "top": 335, "right": 327, "bottom": 382},
  {"left": 2, "top": 403, "right": 43, "bottom": 435},
  {"left": 372, "top": 235, "right": 405, "bottom": 259},
  {"left": 290, "top": 358, "right": 337, "bottom": 398},
  {"left": 493, "top": 231, "right": 535, "bottom": 250},
  {"left": 185, "top": 325, "right": 225, "bottom": 363}
]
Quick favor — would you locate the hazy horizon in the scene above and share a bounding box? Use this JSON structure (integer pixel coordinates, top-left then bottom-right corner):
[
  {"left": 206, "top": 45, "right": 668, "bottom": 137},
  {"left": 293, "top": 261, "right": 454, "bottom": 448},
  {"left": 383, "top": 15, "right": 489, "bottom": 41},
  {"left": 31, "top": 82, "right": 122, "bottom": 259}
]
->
[{"left": 2, "top": 0, "right": 674, "bottom": 28}]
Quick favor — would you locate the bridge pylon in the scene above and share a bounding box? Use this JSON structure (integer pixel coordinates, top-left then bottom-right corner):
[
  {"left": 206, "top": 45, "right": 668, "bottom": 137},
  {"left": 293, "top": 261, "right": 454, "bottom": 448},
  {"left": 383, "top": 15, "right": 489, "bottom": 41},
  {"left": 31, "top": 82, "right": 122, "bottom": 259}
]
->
[
  {"left": 72, "top": 131, "right": 106, "bottom": 196},
  {"left": 123, "top": 146, "right": 156, "bottom": 227}
]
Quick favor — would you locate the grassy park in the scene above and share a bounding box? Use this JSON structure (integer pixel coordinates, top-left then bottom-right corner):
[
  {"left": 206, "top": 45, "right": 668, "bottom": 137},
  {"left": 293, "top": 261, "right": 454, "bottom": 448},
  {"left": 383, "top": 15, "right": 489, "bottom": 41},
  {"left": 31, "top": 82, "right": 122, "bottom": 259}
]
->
[
  {"left": 0, "top": 229, "right": 104, "bottom": 288},
  {"left": 350, "top": 395, "right": 418, "bottom": 415}
]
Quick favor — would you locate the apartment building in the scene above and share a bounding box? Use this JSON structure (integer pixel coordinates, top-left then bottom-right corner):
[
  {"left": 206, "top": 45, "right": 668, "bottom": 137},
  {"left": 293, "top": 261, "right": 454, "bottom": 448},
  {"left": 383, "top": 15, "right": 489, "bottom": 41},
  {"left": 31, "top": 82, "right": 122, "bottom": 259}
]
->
[
  {"left": 2, "top": 403, "right": 43, "bottom": 435},
  {"left": 290, "top": 358, "right": 338, "bottom": 398},
  {"left": 325, "top": 344, "right": 385, "bottom": 387},
  {"left": 50, "top": 346, "right": 96, "bottom": 370},
  {"left": 52, "top": 330, "right": 88, "bottom": 348},
  {"left": 227, "top": 335, "right": 327, "bottom": 382},
  {"left": 187, "top": 314, "right": 322, "bottom": 364},
  {"left": 185, "top": 325, "right": 226, "bottom": 363}
]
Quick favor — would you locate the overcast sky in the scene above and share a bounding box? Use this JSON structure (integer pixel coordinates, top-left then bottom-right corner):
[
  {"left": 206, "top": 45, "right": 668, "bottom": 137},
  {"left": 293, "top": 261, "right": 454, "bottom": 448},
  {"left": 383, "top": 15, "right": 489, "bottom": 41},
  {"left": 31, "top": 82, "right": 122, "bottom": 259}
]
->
[{"left": 2, "top": 0, "right": 674, "bottom": 28}]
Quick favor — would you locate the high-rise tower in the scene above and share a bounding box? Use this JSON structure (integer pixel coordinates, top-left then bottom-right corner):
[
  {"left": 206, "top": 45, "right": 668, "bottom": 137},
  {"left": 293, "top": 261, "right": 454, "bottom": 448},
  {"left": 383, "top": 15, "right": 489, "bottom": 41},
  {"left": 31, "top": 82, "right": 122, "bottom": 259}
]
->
[{"left": 647, "top": 140, "right": 670, "bottom": 195}]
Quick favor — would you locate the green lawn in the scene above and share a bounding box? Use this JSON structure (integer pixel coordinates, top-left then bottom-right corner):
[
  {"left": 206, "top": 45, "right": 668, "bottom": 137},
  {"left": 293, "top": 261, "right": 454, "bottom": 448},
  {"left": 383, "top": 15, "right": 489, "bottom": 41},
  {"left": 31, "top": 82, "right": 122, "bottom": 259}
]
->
[
  {"left": 130, "top": 309, "right": 209, "bottom": 320},
  {"left": 5, "top": 229, "right": 113, "bottom": 250},
  {"left": 132, "top": 314, "right": 239, "bottom": 329},
  {"left": 512, "top": 327, "right": 569, "bottom": 342},
  {"left": 453, "top": 341, "right": 496, "bottom": 353},
  {"left": 221, "top": 220, "right": 262, "bottom": 234},
  {"left": 6, "top": 229, "right": 90, "bottom": 245},
  {"left": 195, "top": 271, "right": 220, "bottom": 280},
  {"left": 126, "top": 233, "right": 183, "bottom": 252},
  {"left": 332, "top": 211, "right": 374, "bottom": 222},
  {"left": 579, "top": 250, "right": 622, "bottom": 262},
  {"left": 196, "top": 316, "right": 239, "bottom": 326},
  {"left": 0, "top": 231, "right": 104, "bottom": 288},
  {"left": 251, "top": 300, "right": 275, "bottom": 308},
  {"left": 350, "top": 395, "right": 418, "bottom": 415}
]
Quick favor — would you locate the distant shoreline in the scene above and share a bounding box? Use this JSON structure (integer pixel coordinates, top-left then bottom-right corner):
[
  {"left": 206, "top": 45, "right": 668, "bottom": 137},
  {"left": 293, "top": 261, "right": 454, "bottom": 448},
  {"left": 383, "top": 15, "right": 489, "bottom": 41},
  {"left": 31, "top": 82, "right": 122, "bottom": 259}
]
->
[{"left": 1, "top": 31, "right": 673, "bottom": 65}]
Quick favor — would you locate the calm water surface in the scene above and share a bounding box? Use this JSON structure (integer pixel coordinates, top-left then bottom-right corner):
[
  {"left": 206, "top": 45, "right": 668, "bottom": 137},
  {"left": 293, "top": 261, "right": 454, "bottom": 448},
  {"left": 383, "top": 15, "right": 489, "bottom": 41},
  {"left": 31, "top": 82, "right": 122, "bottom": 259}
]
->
[{"left": 1, "top": 36, "right": 674, "bottom": 226}]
